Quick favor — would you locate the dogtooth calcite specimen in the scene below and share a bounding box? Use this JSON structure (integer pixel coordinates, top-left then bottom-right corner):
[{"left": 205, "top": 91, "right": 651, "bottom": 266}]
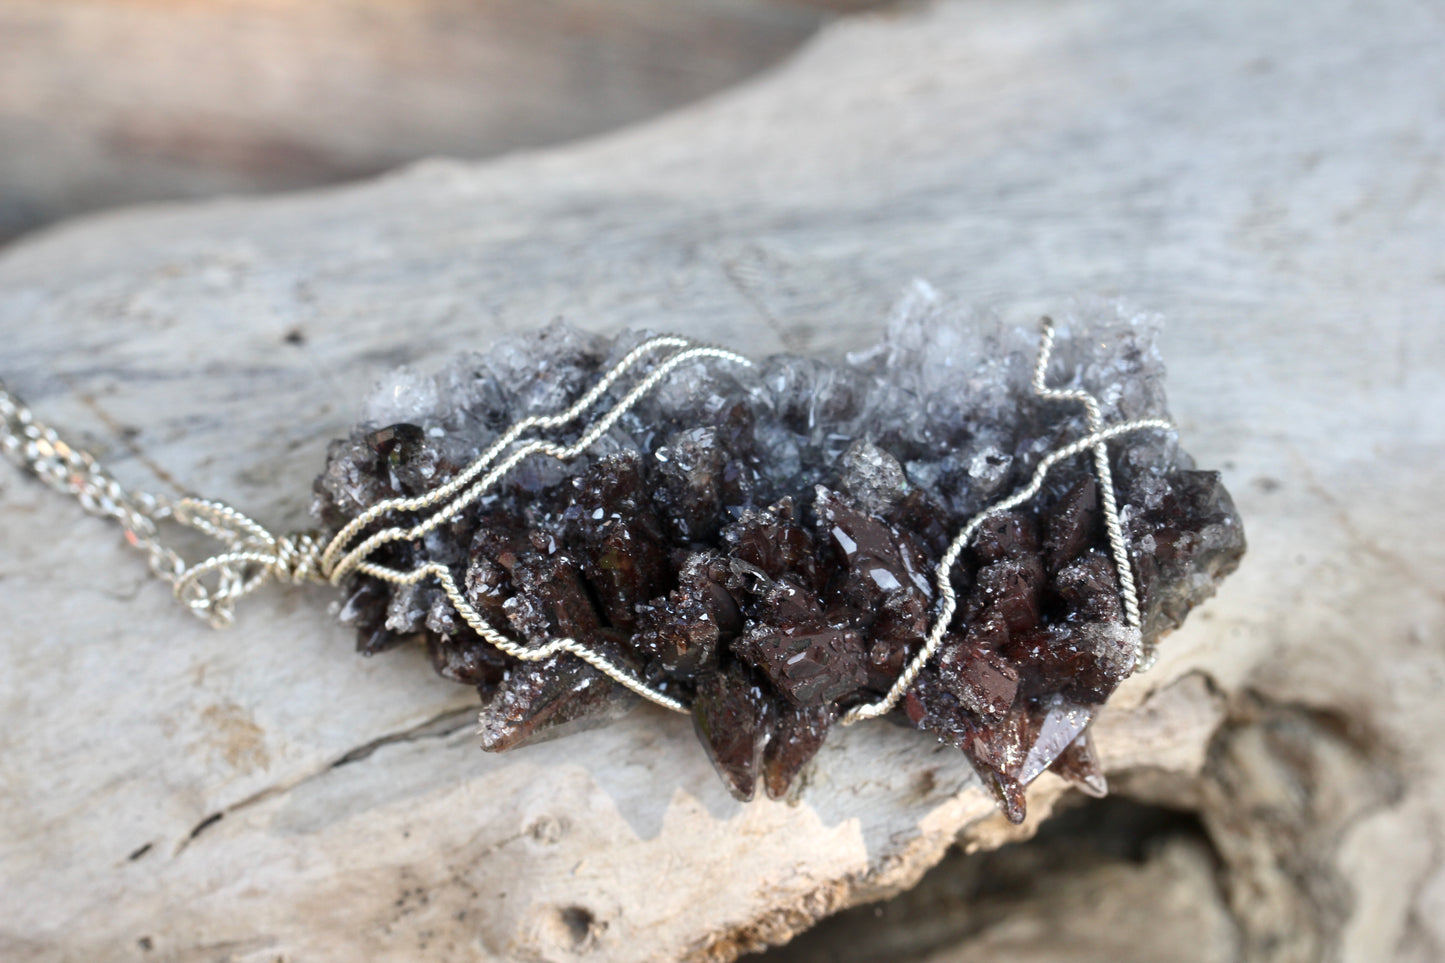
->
[{"left": 313, "top": 288, "right": 1244, "bottom": 821}]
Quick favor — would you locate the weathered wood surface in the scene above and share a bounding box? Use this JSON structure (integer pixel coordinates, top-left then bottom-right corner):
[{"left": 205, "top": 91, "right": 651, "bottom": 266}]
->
[{"left": 1, "top": 0, "right": 1443, "bottom": 960}]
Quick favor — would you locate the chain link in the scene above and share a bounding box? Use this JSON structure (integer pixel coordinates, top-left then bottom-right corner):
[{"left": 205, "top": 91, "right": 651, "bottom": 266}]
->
[{"left": 0, "top": 378, "right": 325, "bottom": 627}]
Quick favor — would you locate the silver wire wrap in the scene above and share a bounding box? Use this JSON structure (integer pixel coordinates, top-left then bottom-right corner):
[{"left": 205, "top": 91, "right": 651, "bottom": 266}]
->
[
  {"left": 318, "top": 336, "right": 757, "bottom": 713},
  {"left": 0, "top": 384, "right": 328, "bottom": 628},
  {"left": 1, "top": 321, "right": 1173, "bottom": 717},
  {"left": 840, "top": 318, "right": 1172, "bottom": 724}
]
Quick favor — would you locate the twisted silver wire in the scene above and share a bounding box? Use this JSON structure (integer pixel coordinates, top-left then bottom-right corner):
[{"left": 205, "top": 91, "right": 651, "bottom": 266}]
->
[
  {"left": 319, "top": 335, "right": 697, "bottom": 576},
  {"left": 321, "top": 339, "right": 753, "bottom": 583},
  {"left": 1029, "top": 320, "right": 1153, "bottom": 666},
  {"left": 165, "top": 499, "right": 327, "bottom": 624},
  {"left": 356, "top": 558, "right": 688, "bottom": 711},
  {"left": 840, "top": 322, "right": 1172, "bottom": 724},
  {"left": 321, "top": 336, "right": 754, "bottom": 714}
]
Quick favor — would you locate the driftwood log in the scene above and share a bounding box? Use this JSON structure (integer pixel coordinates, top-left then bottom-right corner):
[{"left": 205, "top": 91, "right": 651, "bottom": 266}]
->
[
  {"left": 1, "top": 0, "right": 1442, "bottom": 960},
  {"left": 0, "top": 0, "right": 864, "bottom": 242}
]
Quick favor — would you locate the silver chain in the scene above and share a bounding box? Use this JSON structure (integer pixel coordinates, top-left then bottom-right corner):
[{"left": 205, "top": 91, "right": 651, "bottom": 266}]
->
[{"left": 0, "top": 379, "right": 326, "bottom": 627}]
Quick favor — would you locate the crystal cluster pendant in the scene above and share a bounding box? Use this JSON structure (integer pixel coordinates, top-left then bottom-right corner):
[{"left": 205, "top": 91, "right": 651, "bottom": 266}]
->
[{"left": 313, "top": 292, "right": 1244, "bottom": 821}]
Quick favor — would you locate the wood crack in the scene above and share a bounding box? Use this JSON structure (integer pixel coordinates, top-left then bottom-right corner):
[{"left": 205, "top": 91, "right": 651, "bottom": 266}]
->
[{"left": 172, "top": 705, "right": 477, "bottom": 856}]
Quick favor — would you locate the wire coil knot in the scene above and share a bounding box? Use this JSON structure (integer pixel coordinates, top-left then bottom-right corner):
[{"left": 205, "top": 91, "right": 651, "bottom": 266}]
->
[{"left": 166, "top": 498, "right": 326, "bottom": 628}]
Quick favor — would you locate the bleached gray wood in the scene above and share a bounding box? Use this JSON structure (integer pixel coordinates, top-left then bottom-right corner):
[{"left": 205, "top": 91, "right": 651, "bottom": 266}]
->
[{"left": 1, "top": 0, "right": 1442, "bottom": 960}]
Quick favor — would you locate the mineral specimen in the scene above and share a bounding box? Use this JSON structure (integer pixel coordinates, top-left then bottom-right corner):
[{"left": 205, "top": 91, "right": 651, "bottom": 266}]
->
[{"left": 313, "top": 286, "right": 1245, "bottom": 820}]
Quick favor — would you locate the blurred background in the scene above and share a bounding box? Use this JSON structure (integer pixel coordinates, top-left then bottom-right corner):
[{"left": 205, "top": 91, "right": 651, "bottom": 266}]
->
[{"left": 0, "top": 0, "right": 890, "bottom": 245}]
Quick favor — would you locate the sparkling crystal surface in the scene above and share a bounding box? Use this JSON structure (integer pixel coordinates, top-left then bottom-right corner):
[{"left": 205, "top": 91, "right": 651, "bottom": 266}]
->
[{"left": 314, "top": 288, "right": 1245, "bottom": 820}]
